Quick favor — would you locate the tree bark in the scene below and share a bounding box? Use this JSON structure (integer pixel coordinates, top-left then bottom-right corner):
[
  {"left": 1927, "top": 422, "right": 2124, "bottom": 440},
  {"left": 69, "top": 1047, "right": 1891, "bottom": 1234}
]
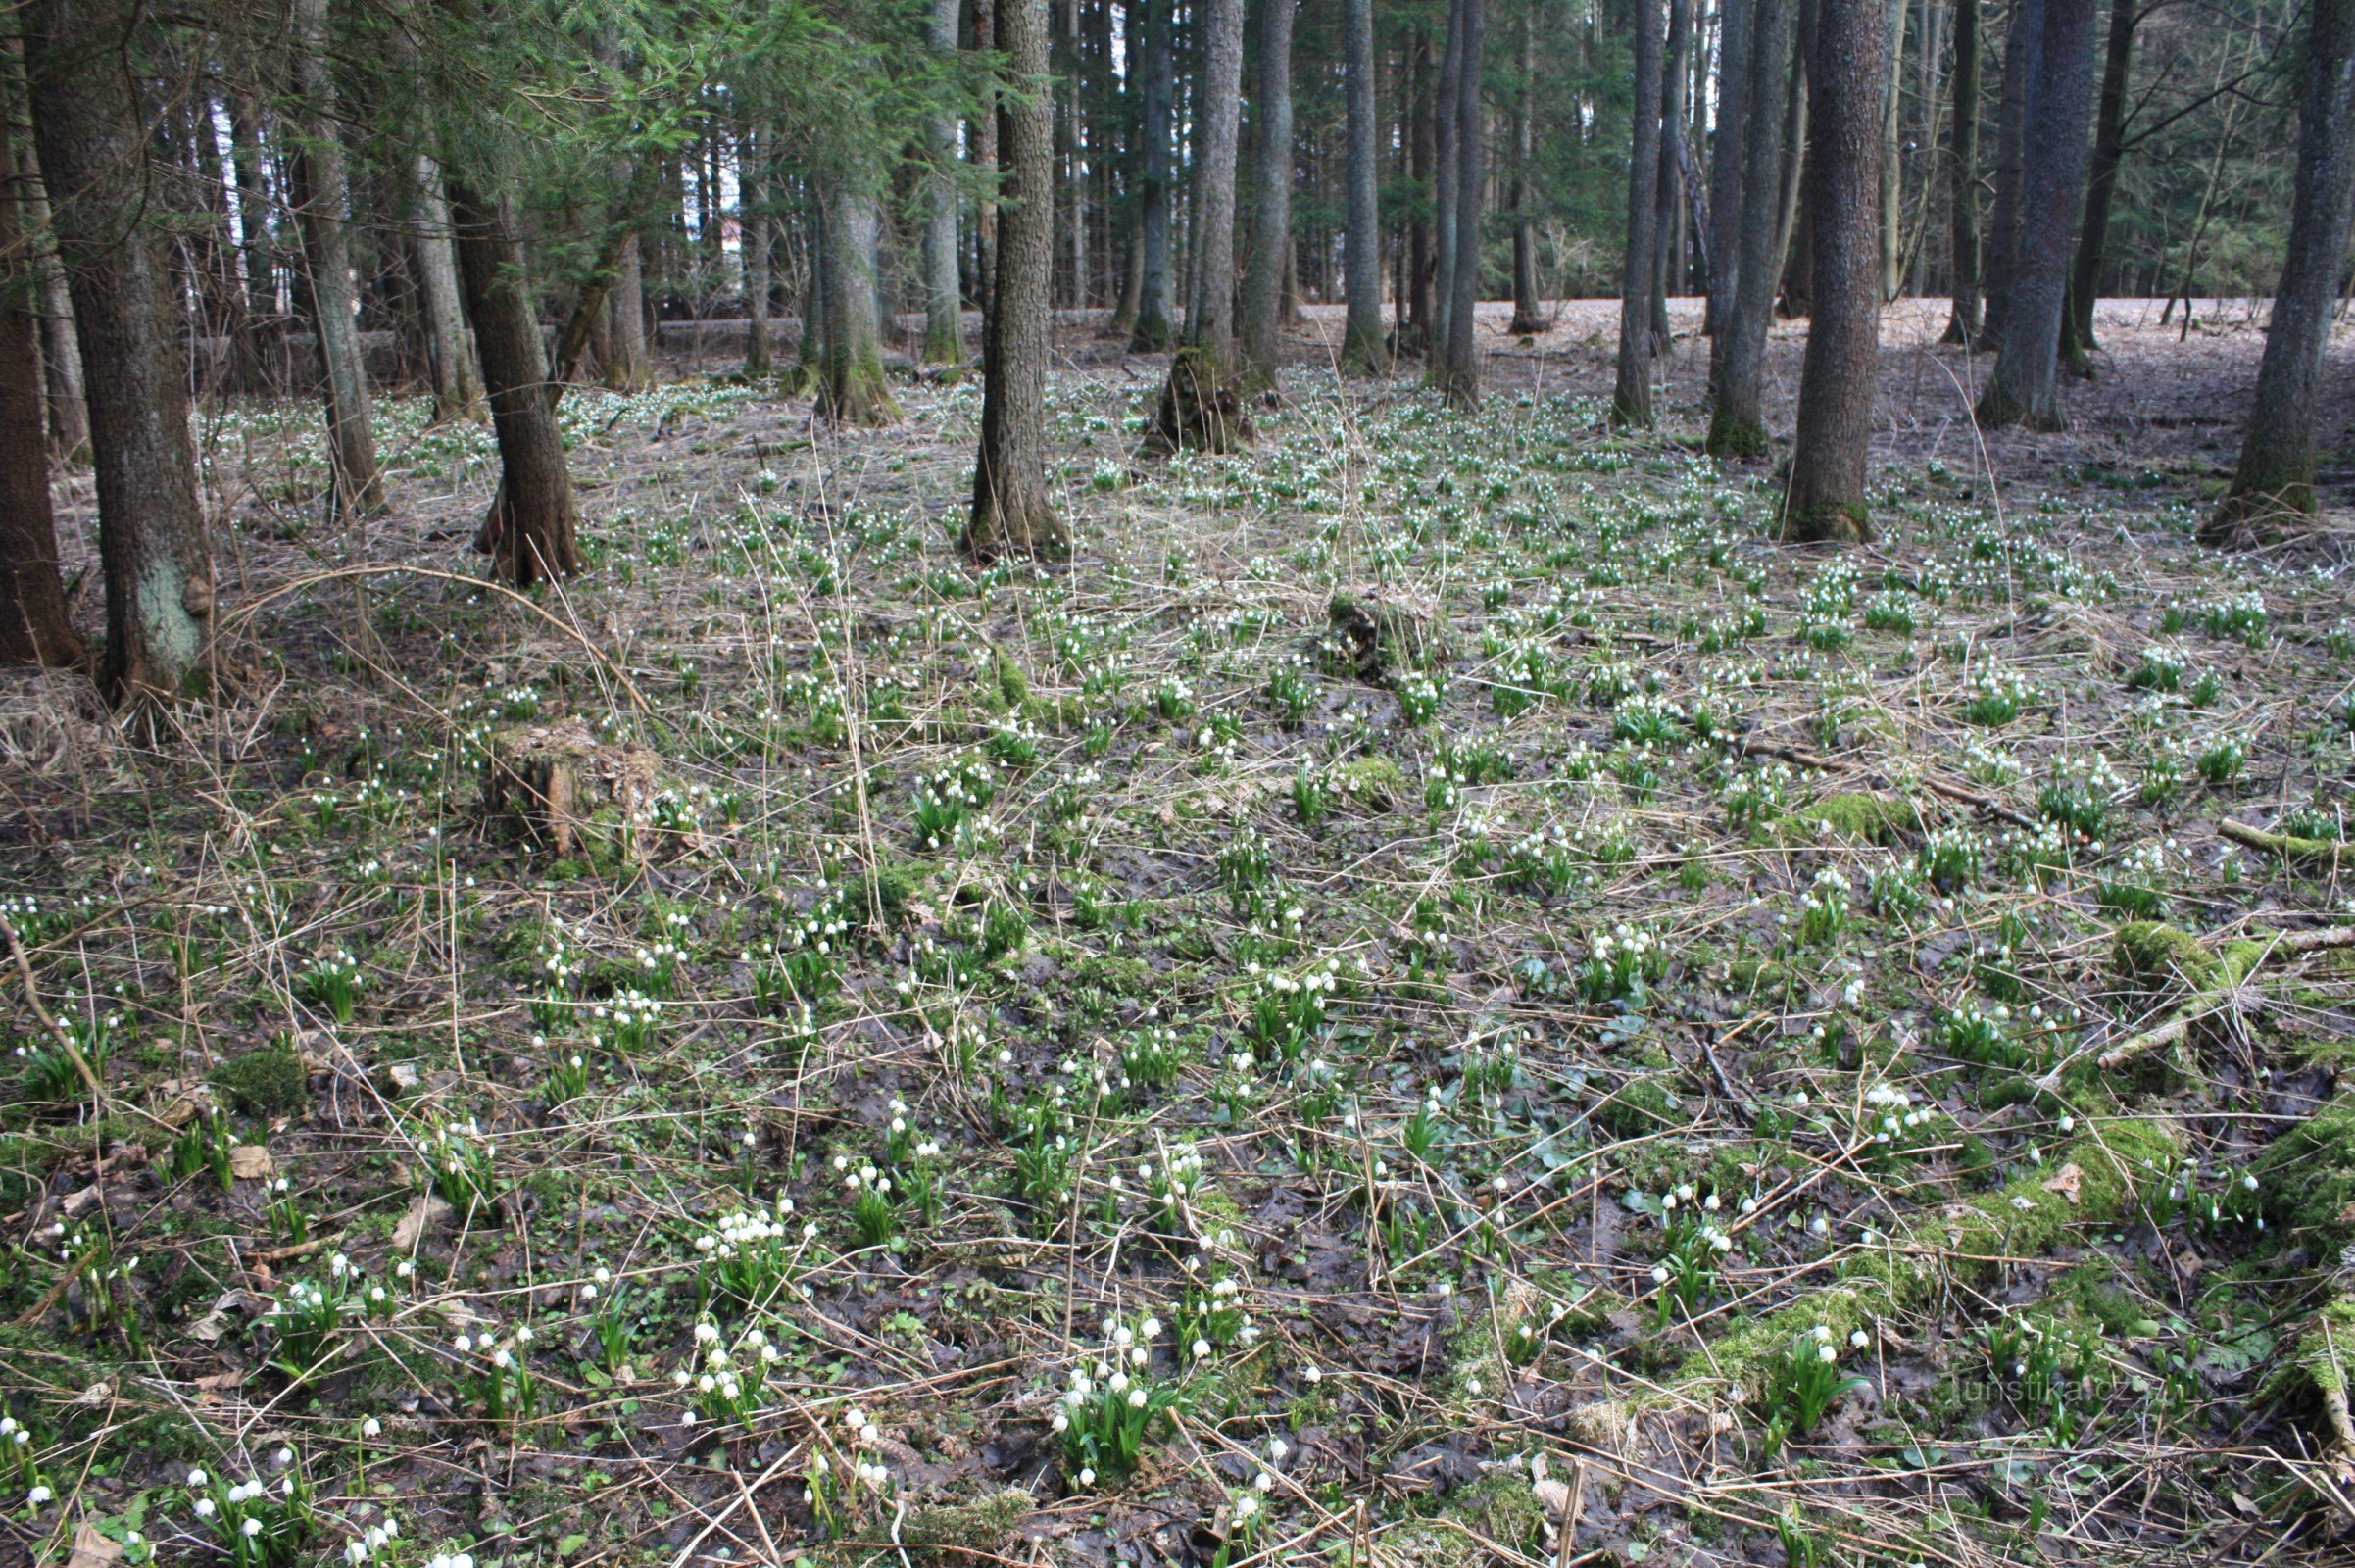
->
[
  {"left": 1341, "top": 0, "right": 1387, "bottom": 368},
  {"left": 924, "top": 0, "right": 967, "bottom": 365},
  {"left": 1878, "top": 0, "right": 1906, "bottom": 299},
  {"left": 1981, "top": 0, "right": 2038, "bottom": 347},
  {"left": 288, "top": 0, "right": 382, "bottom": 520},
  {"left": 818, "top": 184, "right": 897, "bottom": 424},
  {"left": 1130, "top": 0, "right": 1176, "bottom": 349},
  {"left": 1783, "top": 0, "right": 1889, "bottom": 542},
  {"left": 1943, "top": 0, "right": 1983, "bottom": 341},
  {"left": 1432, "top": 0, "right": 1462, "bottom": 361},
  {"left": 1614, "top": 0, "right": 1666, "bottom": 425},
  {"left": 26, "top": 0, "right": 212, "bottom": 704},
  {"left": 2061, "top": 0, "right": 2135, "bottom": 362},
  {"left": 2206, "top": 0, "right": 2355, "bottom": 543},
  {"left": 0, "top": 98, "right": 80, "bottom": 667},
  {"left": 412, "top": 155, "right": 484, "bottom": 420},
  {"left": 1508, "top": 1, "right": 1545, "bottom": 336},
  {"left": 449, "top": 181, "right": 581, "bottom": 588},
  {"left": 1706, "top": 0, "right": 1797, "bottom": 455},
  {"left": 969, "top": 0, "right": 1066, "bottom": 561},
  {"left": 1241, "top": 0, "right": 1298, "bottom": 382},
  {"left": 1708, "top": 0, "right": 1755, "bottom": 337},
  {"left": 744, "top": 129, "right": 773, "bottom": 375},
  {"left": 1, "top": 66, "right": 90, "bottom": 459},
  {"left": 1151, "top": 0, "right": 1249, "bottom": 450},
  {"left": 1652, "top": 0, "right": 1693, "bottom": 351},
  {"left": 1977, "top": 0, "right": 2095, "bottom": 429},
  {"left": 605, "top": 234, "right": 653, "bottom": 390},
  {"left": 1439, "top": 0, "right": 1485, "bottom": 406}
]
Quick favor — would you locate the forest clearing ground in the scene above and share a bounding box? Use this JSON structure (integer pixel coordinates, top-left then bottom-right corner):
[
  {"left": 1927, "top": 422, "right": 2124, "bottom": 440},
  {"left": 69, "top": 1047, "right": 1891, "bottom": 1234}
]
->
[{"left": 5, "top": 300, "right": 2355, "bottom": 1568}]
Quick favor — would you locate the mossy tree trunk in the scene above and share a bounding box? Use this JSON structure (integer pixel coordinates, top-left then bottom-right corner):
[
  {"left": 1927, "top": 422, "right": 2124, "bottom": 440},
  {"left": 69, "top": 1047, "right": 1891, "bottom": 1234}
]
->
[
  {"left": 288, "top": 0, "right": 382, "bottom": 521},
  {"left": 2205, "top": 0, "right": 2355, "bottom": 545},
  {"left": 1781, "top": 0, "right": 1888, "bottom": 543},
  {"left": 1150, "top": 0, "right": 1247, "bottom": 450},
  {"left": 818, "top": 183, "right": 898, "bottom": 426},
  {"left": 967, "top": 0, "right": 1067, "bottom": 562},
  {"left": 25, "top": 0, "right": 213, "bottom": 704}
]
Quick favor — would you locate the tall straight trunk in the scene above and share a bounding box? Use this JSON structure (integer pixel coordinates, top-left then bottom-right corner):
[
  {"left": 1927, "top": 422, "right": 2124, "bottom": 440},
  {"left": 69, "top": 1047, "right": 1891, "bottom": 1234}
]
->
[
  {"left": 1440, "top": 0, "right": 1486, "bottom": 405},
  {"left": 1241, "top": 0, "right": 1297, "bottom": 380},
  {"left": 1774, "top": 0, "right": 1815, "bottom": 314},
  {"left": 1183, "top": 0, "right": 1245, "bottom": 365},
  {"left": 818, "top": 185, "right": 897, "bottom": 424},
  {"left": 1432, "top": 0, "right": 1462, "bottom": 359},
  {"left": 1977, "top": 0, "right": 2095, "bottom": 428},
  {"left": 800, "top": 197, "right": 828, "bottom": 380},
  {"left": 1614, "top": 0, "right": 1666, "bottom": 424},
  {"left": 744, "top": 130, "right": 772, "bottom": 375},
  {"left": 449, "top": 182, "right": 580, "bottom": 588},
  {"left": 1341, "top": 0, "right": 1387, "bottom": 368},
  {"left": 969, "top": 0, "right": 1066, "bottom": 560},
  {"left": 1131, "top": 0, "right": 1175, "bottom": 348},
  {"left": 1981, "top": 0, "right": 2037, "bottom": 346},
  {"left": 1110, "top": 213, "right": 1146, "bottom": 334},
  {"left": 2207, "top": 0, "right": 2355, "bottom": 542},
  {"left": 2061, "top": 0, "right": 2134, "bottom": 360},
  {"left": 226, "top": 92, "right": 278, "bottom": 394},
  {"left": 0, "top": 99, "right": 81, "bottom": 667},
  {"left": 412, "top": 155, "right": 484, "bottom": 420},
  {"left": 1943, "top": 0, "right": 1983, "bottom": 340},
  {"left": 1784, "top": 0, "right": 1888, "bottom": 541},
  {"left": 1708, "top": 0, "right": 1755, "bottom": 336},
  {"left": 25, "top": 0, "right": 212, "bottom": 703},
  {"left": 1909, "top": 0, "right": 1947, "bottom": 298},
  {"left": 0, "top": 67, "right": 87, "bottom": 460},
  {"left": 606, "top": 234, "right": 652, "bottom": 390},
  {"left": 974, "top": 0, "right": 1000, "bottom": 319},
  {"left": 923, "top": 0, "right": 966, "bottom": 364},
  {"left": 1879, "top": 0, "right": 1907, "bottom": 298},
  {"left": 1407, "top": 30, "right": 1437, "bottom": 348},
  {"left": 1508, "top": 2, "right": 1545, "bottom": 335},
  {"left": 1706, "top": 0, "right": 1796, "bottom": 454},
  {"left": 1651, "top": 0, "right": 1693, "bottom": 349},
  {"left": 289, "top": 0, "right": 382, "bottom": 520}
]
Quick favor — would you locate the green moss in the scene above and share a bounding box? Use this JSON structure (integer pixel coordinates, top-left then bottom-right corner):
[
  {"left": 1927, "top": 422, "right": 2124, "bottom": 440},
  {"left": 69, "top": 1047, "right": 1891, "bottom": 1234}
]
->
[
  {"left": 2110, "top": 921, "right": 2218, "bottom": 997},
  {"left": 2254, "top": 1091, "right": 2355, "bottom": 1249},
  {"left": 212, "top": 1048, "right": 310, "bottom": 1118},
  {"left": 901, "top": 1488, "right": 1032, "bottom": 1568},
  {"left": 1592, "top": 1075, "right": 1688, "bottom": 1140},
  {"left": 1800, "top": 791, "right": 1917, "bottom": 844},
  {"left": 1333, "top": 756, "right": 1408, "bottom": 808}
]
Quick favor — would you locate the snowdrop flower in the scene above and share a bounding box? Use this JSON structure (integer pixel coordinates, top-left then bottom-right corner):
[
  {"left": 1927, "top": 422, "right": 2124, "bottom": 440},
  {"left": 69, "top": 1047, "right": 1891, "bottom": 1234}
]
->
[
  {"left": 196, "top": 1498, "right": 218, "bottom": 1519},
  {"left": 1078, "top": 1467, "right": 1097, "bottom": 1487},
  {"left": 27, "top": 1485, "right": 51, "bottom": 1506},
  {"left": 188, "top": 1470, "right": 210, "bottom": 1489},
  {"left": 1849, "top": 1330, "right": 1870, "bottom": 1348}
]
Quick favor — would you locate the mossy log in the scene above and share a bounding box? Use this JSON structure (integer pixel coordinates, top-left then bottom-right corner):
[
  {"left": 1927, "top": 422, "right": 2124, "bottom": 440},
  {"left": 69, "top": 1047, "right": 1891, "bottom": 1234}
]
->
[
  {"left": 2078, "top": 923, "right": 2355, "bottom": 1081},
  {"left": 481, "top": 718, "right": 661, "bottom": 859},
  {"left": 1328, "top": 587, "right": 1440, "bottom": 682},
  {"left": 2220, "top": 816, "right": 2351, "bottom": 871}
]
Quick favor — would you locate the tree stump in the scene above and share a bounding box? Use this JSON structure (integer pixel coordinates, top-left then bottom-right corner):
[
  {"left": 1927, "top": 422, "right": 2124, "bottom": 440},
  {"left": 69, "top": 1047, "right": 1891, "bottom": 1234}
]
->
[
  {"left": 1143, "top": 346, "right": 1251, "bottom": 456},
  {"left": 1327, "top": 587, "right": 1440, "bottom": 682},
  {"left": 482, "top": 718, "right": 660, "bottom": 860}
]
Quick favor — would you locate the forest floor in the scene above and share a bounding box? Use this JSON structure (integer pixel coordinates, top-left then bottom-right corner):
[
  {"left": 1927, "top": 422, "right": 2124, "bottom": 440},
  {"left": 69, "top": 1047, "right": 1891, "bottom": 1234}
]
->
[{"left": 5, "top": 300, "right": 2355, "bottom": 1568}]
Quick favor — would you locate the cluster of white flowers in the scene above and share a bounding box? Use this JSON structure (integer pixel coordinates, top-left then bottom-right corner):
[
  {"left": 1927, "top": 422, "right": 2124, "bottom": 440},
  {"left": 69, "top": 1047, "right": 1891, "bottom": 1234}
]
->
[
  {"left": 1862, "top": 1083, "right": 1937, "bottom": 1150},
  {"left": 672, "top": 1320, "right": 781, "bottom": 1425},
  {"left": 342, "top": 1516, "right": 402, "bottom": 1562}
]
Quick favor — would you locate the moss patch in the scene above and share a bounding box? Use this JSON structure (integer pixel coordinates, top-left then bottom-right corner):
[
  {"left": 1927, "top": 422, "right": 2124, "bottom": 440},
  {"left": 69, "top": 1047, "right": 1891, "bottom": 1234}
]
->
[{"left": 211, "top": 1048, "right": 310, "bottom": 1118}]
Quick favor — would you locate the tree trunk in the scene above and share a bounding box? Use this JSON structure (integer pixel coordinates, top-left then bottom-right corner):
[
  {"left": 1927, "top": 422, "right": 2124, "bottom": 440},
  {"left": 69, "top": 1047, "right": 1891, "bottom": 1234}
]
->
[
  {"left": 1652, "top": 0, "right": 1693, "bottom": 351},
  {"left": 1977, "top": 0, "right": 2095, "bottom": 428},
  {"left": 1241, "top": 0, "right": 1297, "bottom": 382},
  {"left": 449, "top": 181, "right": 582, "bottom": 589},
  {"left": 288, "top": 0, "right": 382, "bottom": 520},
  {"left": 969, "top": 0, "right": 1067, "bottom": 561},
  {"left": 924, "top": 0, "right": 966, "bottom": 365},
  {"left": 605, "top": 234, "right": 653, "bottom": 390},
  {"left": 1615, "top": 0, "right": 1666, "bottom": 425},
  {"left": 1981, "top": 0, "right": 2037, "bottom": 347},
  {"left": 1341, "top": 0, "right": 1387, "bottom": 368},
  {"left": 798, "top": 198, "right": 828, "bottom": 387},
  {"left": 412, "top": 155, "right": 485, "bottom": 421},
  {"left": 1784, "top": 0, "right": 1888, "bottom": 541},
  {"left": 818, "top": 184, "right": 898, "bottom": 424},
  {"left": 0, "top": 99, "right": 81, "bottom": 667},
  {"left": 744, "top": 130, "right": 773, "bottom": 375},
  {"left": 2206, "top": 0, "right": 2355, "bottom": 543},
  {"left": 1706, "top": 0, "right": 1797, "bottom": 455},
  {"left": 1439, "top": 0, "right": 1486, "bottom": 405},
  {"left": 2062, "top": 0, "right": 2135, "bottom": 363},
  {"left": 1130, "top": 0, "right": 1176, "bottom": 349},
  {"left": 1432, "top": 0, "right": 1462, "bottom": 361},
  {"left": 2, "top": 71, "right": 90, "bottom": 459},
  {"left": 1151, "top": 0, "right": 1249, "bottom": 450},
  {"left": 1407, "top": 29, "right": 1437, "bottom": 352},
  {"left": 1943, "top": 0, "right": 1983, "bottom": 341},
  {"left": 1775, "top": 0, "right": 1814, "bottom": 319},
  {"left": 1508, "top": 2, "right": 1545, "bottom": 336},
  {"left": 1879, "top": 0, "right": 1906, "bottom": 298},
  {"left": 25, "top": 0, "right": 212, "bottom": 703},
  {"left": 1708, "top": 0, "right": 1755, "bottom": 336}
]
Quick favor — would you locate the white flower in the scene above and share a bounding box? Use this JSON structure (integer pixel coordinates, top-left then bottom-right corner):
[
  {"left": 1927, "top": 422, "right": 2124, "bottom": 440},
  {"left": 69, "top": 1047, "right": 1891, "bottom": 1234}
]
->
[
  {"left": 196, "top": 1499, "right": 217, "bottom": 1518},
  {"left": 1849, "top": 1330, "right": 1870, "bottom": 1348},
  {"left": 1078, "top": 1467, "right": 1097, "bottom": 1487},
  {"left": 27, "top": 1485, "right": 51, "bottom": 1505},
  {"left": 244, "top": 1518, "right": 266, "bottom": 1538},
  {"left": 188, "top": 1469, "right": 210, "bottom": 1488}
]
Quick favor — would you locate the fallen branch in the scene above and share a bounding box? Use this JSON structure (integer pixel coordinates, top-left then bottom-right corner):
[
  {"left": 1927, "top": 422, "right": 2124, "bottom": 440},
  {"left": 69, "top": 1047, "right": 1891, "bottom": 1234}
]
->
[
  {"left": 2083, "top": 924, "right": 2355, "bottom": 1080},
  {"left": 1734, "top": 735, "right": 2041, "bottom": 830},
  {"left": 0, "top": 908, "right": 106, "bottom": 1105},
  {"left": 2220, "top": 817, "right": 2351, "bottom": 871}
]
